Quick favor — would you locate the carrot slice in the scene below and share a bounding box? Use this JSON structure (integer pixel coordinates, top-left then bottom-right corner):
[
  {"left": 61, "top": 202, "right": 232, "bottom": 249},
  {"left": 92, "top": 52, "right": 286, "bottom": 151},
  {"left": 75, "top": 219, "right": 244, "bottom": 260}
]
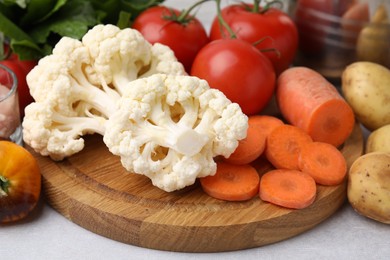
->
[
  {"left": 276, "top": 67, "right": 355, "bottom": 147},
  {"left": 200, "top": 161, "right": 260, "bottom": 201},
  {"left": 298, "top": 142, "right": 347, "bottom": 186},
  {"left": 225, "top": 115, "right": 282, "bottom": 165},
  {"left": 265, "top": 124, "right": 313, "bottom": 170},
  {"left": 259, "top": 169, "right": 317, "bottom": 209}
]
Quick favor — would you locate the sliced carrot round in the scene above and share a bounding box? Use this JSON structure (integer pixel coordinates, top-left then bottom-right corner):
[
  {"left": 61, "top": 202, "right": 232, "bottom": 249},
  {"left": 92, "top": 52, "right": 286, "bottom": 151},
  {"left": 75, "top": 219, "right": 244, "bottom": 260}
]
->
[
  {"left": 225, "top": 115, "right": 284, "bottom": 164},
  {"left": 200, "top": 161, "right": 260, "bottom": 201},
  {"left": 298, "top": 142, "right": 347, "bottom": 186},
  {"left": 265, "top": 124, "right": 313, "bottom": 170},
  {"left": 225, "top": 116, "right": 268, "bottom": 165},
  {"left": 259, "top": 169, "right": 317, "bottom": 209}
]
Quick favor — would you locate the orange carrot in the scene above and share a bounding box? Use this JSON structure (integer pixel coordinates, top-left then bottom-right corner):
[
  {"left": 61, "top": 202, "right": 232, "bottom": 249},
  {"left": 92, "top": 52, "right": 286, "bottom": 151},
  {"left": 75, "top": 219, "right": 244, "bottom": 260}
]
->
[
  {"left": 298, "top": 142, "right": 347, "bottom": 186},
  {"left": 276, "top": 67, "right": 355, "bottom": 147},
  {"left": 200, "top": 161, "right": 260, "bottom": 201},
  {"left": 259, "top": 169, "right": 317, "bottom": 209},
  {"left": 225, "top": 115, "right": 283, "bottom": 165},
  {"left": 265, "top": 124, "right": 313, "bottom": 170},
  {"left": 248, "top": 115, "right": 285, "bottom": 137}
]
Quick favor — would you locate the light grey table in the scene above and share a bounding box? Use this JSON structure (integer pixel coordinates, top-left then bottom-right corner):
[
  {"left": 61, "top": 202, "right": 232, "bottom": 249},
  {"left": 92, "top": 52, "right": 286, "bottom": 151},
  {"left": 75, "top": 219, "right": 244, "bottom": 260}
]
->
[{"left": 2, "top": 1, "right": 389, "bottom": 259}]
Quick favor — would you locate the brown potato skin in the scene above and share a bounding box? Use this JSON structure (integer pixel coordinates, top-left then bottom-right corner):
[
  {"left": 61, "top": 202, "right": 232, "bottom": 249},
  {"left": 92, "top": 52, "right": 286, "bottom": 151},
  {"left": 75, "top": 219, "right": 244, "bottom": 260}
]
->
[
  {"left": 342, "top": 62, "right": 390, "bottom": 131},
  {"left": 366, "top": 124, "right": 390, "bottom": 154},
  {"left": 347, "top": 152, "right": 390, "bottom": 224}
]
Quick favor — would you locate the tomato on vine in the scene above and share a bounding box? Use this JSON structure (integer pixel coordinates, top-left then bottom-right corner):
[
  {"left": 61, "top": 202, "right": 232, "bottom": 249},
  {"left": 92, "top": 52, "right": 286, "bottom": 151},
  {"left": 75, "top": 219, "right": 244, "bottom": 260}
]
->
[
  {"left": 132, "top": 3, "right": 210, "bottom": 73},
  {"left": 191, "top": 39, "right": 276, "bottom": 115},
  {"left": 209, "top": 0, "right": 298, "bottom": 75}
]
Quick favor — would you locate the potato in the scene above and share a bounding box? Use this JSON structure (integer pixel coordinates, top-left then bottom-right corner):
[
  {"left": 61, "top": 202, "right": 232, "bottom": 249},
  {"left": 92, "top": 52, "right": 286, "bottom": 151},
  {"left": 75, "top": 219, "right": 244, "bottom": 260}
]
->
[
  {"left": 341, "top": 61, "right": 390, "bottom": 131},
  {"left": 366, "top": 124, "right": 390, "bottom": 153},
  {"left": 347, "top": 152, "right": 390, "bottom": 224}
]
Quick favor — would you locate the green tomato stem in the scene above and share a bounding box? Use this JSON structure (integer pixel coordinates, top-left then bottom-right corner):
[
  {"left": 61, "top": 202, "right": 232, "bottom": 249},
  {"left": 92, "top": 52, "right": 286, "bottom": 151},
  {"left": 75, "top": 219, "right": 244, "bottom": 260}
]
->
[
  {"left": 215, "top": 0, "right": 237, "bottom": 39},
  {"left": 0, "top": 175, "right": 10, "bottom": 196},
  {"left": 176, "top": 0, "right": 214, "bottom": 24}
]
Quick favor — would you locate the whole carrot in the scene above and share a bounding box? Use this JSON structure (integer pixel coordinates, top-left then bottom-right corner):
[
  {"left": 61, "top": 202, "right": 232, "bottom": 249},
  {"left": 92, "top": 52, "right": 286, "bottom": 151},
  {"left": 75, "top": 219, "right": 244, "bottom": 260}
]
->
[{"left": 276, "top": 67, "right": 355, "bottom": 147}]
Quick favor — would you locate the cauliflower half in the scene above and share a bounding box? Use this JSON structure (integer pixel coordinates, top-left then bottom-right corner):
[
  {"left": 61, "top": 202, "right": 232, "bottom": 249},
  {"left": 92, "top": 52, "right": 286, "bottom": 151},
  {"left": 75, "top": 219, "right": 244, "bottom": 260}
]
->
[
  {"left": 23, "top": 24, "right": 185, "bottom": 161},
  {"left": 103, "top": 74, "right": 248, "bottom": 192}
]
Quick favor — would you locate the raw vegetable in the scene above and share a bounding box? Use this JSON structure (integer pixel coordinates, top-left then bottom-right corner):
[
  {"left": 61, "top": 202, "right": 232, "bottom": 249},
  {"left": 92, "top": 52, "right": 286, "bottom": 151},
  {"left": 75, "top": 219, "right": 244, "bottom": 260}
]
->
[
  {"left": 341, "top": 61, "right": 390, "bottom": 131},
  {"left": 298, "top": 142, "right": 347, "bottom": 186},
  {"left": 0, "top": 0, "right": 164, "bottom": 60},
  {"left": 347, "top": 152, "right": 390, "bottom": 224},
  {"left": 200, "top": 161, "right": 260, "bottom": 201},
  {"left": 277, "top": 66, "right": 355, "bottom": 147},
  {"left": 259, "top": 169, "right": 317, "bottom": 209},
  {"left": 22, "top": 24, "right": 186, "bottom": 161},
  {"left": 265, "top": 124, "right": 313, "bottom": 170},
  {"left": 209, "top": 1, "right": 298, "bottom": 74},
  {"left": 103, "top": 73, "right": 248, "bottom": 192},
  {"left": 356, "top": 4, "right": 390, "bottom": 68},
  {"left": 132, "top": 4, "right": 209, "bottom": 73},
  {"left": 225, "top": 115, "right": 284, "bottom": 165},
  {"left": 0, "top": 141, "right": 41, "bottom": 223},
  {"left": 191, "top": 38, "right": 276, "bottom": 115},
  {"left": 366, "top": 124, "right": 390, "bottom": 154}
]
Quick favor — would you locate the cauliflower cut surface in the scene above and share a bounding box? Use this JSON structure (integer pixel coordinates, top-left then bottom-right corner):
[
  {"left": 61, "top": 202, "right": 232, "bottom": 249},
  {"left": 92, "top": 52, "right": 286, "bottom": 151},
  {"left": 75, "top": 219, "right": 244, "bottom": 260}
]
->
[
  {"left": 23, "top": 24, "right": 186, "bottom": 161},
  {"left": 103, "top": 74, "right": 248, "bottom": 192}
]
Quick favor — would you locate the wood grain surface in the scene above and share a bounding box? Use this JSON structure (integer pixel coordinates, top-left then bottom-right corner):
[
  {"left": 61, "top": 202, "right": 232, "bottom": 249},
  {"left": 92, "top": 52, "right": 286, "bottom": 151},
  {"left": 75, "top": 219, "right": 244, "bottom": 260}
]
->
[{"left": 30, "top": 123, "right": 363, "bottom": 252}]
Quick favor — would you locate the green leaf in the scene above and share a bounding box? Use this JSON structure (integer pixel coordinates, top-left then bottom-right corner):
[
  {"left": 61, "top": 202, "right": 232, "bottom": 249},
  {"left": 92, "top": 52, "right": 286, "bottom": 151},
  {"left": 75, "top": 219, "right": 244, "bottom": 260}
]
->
[
  {"left": 0, "top": 11, "right": 36, "bottom": 42},
  {"left": 20, "top": 0, "right": 68, "bottom": 26},
  {"left": 10, "top": 38, "right": 43, "bottom": 60},
  {"left": 28, "top": 0, "right": 98, "bottom": 43},
  {"left": 0, "top": 0, "right": 28, "bottom": 8}
]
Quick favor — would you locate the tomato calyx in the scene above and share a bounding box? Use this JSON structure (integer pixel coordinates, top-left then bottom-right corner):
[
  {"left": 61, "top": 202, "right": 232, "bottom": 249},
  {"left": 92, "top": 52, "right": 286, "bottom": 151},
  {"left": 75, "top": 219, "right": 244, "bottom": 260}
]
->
[
  {"left": 162, "top": 0, "right": 212, "bottom": 25},
  {"left": 0, "top": 175, "right": 10, "bottom": 196}
]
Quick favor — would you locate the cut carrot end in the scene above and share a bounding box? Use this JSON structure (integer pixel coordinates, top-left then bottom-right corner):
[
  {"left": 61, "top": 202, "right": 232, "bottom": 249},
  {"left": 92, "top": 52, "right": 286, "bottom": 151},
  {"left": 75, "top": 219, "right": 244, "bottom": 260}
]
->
[
  {"left": 298, "top": 142, "right": 347, "bottom": 186},
  {"left": 265, "top": 124, "right": 313, "bottom": 170},
  {"left": 276, "top": 67, "right": 355, "bottom": 148},
  {"left": 259, "top": 169, "right": 317, "bottom": 209},
  {"left": 200, "top": 161, "right": 260, "bottom": 201},
  {"left": 307, "top": 99, "right": 355, "bottom": 147}
]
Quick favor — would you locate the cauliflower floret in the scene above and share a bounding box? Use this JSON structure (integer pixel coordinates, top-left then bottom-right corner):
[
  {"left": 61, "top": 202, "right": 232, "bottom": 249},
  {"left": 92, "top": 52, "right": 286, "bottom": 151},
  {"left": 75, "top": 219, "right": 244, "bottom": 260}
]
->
[
  {"left": 82, "top": 24, "right": 185, "bottom": 95},
  {"left": 23, "top": 24, "right": 186, "bottom": 160},
  {"left": 103, "top": 74, "right": 248, "bottom": 192},
  {"left": 23, "top": 102, "right": 106, "bottom": 161}
]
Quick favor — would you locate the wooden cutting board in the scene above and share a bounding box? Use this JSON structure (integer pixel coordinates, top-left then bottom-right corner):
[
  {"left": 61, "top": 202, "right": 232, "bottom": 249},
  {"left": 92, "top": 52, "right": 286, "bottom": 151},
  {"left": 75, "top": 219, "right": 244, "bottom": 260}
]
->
[{"left": 30, "top": 123, "right": 363, "bottom": 252}]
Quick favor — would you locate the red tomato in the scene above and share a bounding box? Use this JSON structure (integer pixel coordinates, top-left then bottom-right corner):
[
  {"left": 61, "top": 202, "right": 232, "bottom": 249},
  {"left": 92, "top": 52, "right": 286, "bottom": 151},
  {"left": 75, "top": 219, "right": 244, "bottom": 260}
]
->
[
  {"left": 132, "top": 5, "right": 209, "bottom": 73},
  {"left": 0, "top": 51, "right": 37, "bottom": 117},
  {"left": 191, "top": 39, "right": 276, "bottom": 115},
  {"left": 209, "top": 5, "right": 298, "bottom": 75}
]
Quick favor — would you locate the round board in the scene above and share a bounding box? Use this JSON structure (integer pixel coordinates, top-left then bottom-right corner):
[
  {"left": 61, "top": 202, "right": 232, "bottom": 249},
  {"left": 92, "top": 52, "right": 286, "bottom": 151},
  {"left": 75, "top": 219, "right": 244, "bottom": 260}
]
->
[{"left": 29, "top": 123, "right": 363, "bottom": 252}]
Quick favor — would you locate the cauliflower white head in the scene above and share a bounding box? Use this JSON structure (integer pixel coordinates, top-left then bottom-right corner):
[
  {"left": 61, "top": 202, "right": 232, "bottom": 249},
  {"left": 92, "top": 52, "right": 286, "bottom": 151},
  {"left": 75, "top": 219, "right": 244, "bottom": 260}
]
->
[
  {"left": 23, "top": 24, "right": 186, "bottom": 161},
  {"left": 103, "top": 74, "right": 248, "bottom": 192}
]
